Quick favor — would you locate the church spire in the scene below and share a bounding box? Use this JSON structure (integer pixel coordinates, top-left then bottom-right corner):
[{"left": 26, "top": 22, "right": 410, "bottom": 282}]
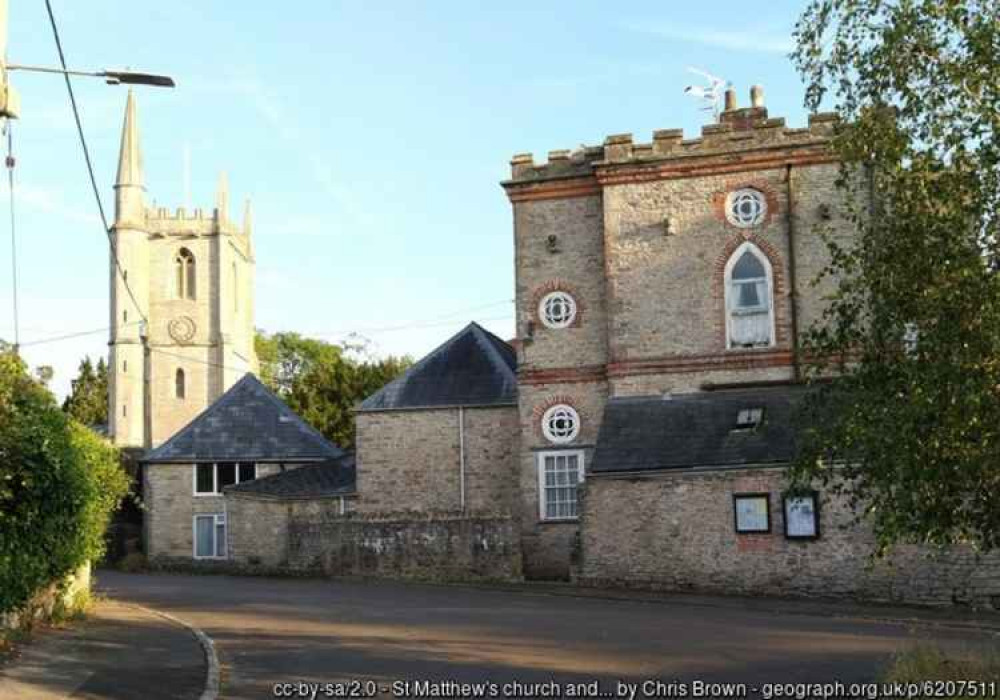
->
[
  {"left": 115, "top": 89, "right": 143, "bottom": 188},
  {"left": 114, "top": 89, "right": 145, "bottom": 225}
]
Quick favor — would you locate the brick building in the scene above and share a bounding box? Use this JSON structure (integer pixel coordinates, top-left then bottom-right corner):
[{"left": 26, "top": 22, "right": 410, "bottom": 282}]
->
[{"left": 490, "top": 86, "right": 1000, "bottom": 604}]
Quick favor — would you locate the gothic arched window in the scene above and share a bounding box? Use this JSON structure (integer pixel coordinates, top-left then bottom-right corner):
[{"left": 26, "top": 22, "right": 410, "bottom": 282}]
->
[
  {"left": 175, "top": 368, "right": 186, "bottom": 399},
  {"left": 724, "top": 242, "right": 774, "bottom": 348},
  {"left": 175, "top": 248, "right": 196, "bottom": 300}
]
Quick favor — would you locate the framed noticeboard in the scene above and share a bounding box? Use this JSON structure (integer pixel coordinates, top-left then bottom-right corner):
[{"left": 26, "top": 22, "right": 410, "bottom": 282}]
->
[
  {"left": 783, "top": 492, "right": 820, "bottom": 540},
  {"left": 733, "top": 493, "right": 771, "bottom": 534}
]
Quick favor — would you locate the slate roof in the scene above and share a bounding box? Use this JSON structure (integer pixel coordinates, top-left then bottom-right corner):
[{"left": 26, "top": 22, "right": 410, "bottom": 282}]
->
[
  {"left": 225, "top": 453, "right": 356, "bottom": 499},
  {"left": 591, "top": 385, "right": 810, "bottom": 474},
  {"left": 142, "top": 373, "right": 344, "bottom": 464},
  {"left": 358, "top": 322, "right": 517, "bottom": 411}
]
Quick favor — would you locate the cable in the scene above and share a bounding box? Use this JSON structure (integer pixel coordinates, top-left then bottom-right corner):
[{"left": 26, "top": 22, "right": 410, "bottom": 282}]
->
[
  {"left": 16, "top": 298, "right": 514, "bottom": 348},
  {"left": 43, "top": 0, "right": 148, "bottom": 327},
  {"left": 18, "top": 320, "right": 145, "bottom": 349},
  {"left": 149, "top": 314, "right": 514, "bottom": 374},
  {"left": 5, "top": 119, "right": 19, "bottom": 348},
  {"left": 313, "top": 300, "right": 514, "bottom": 337}
]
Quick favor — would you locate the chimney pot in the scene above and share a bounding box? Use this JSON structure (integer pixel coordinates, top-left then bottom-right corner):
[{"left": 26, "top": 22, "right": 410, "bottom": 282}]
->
[
  {"left": 750, "top": 85, "right": 765, "bottom": 108},
  {"left": 724, "top": 88, "right": 737, "bottom": 112}
]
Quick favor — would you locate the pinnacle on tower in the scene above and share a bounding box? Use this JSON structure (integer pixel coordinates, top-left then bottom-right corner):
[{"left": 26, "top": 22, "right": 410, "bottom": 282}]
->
[
  {"left": 115, "top": 89, "right": 143, "bottom": 188},
  {"left": 243, "top": 198, "right": 253, "bottom": 236},
  {"left": 216, "top": 171, "right": 229, "bottom": 222}
]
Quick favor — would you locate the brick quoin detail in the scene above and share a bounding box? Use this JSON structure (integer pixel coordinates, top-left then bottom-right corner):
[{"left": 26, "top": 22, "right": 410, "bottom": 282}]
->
[
  {"left": 530, "top": 279, "right": 587, "bottom": 329},
  {"left": 712, "top": 233, "right": 789, "bottom": 350},
  {"left": 711, "top": 179, "right": 781, "bottom": 230},
  {"left": 531, "top": 395, "right": 584, "bottom": 441}
]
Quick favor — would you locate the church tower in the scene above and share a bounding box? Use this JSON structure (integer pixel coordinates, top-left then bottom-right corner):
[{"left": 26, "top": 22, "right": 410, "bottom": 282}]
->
[{"left": 108, "top": 91, "right": 257, "bottom": 449}]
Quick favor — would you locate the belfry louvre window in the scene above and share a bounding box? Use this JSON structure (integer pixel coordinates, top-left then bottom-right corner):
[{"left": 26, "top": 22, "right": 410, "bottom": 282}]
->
[
  {"left": 725, "top": 243, "right": 773, "bottom": 348},
  {"left": 175, "top": 248, "right": 196, "bottom": 299},
  {"left": 538, "top": 450, "right": 584, "bottom": 520},
  {"left": 193, "top": 462, "right": 257, "bottom": 495}
]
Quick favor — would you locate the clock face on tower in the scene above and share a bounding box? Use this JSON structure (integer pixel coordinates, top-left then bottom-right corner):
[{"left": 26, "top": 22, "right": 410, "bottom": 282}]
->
[{"left": 167, "top": 316, "right": 197, "bottom": 344}]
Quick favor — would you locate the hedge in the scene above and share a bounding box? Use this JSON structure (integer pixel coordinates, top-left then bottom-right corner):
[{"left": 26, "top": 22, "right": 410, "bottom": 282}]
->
[{"left": 0, "top": 348, "right": 129, "bottom": 615}]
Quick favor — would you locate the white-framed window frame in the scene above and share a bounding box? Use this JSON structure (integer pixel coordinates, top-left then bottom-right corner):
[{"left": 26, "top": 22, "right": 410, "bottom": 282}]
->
[
  {"left": 723, "top": 241, "right": 776, "bottom": 350},
  {"left": 538, "top": 291, "right": 578, "bottom": 329},
  {"left": 537, "top": 449, "right": 586, "bottom": 522},
  {"left": 192, "top": 462, "right": 257, "bottom": 496},
  {"left": 541, "top": 404, "right": 581, "bottom": 445},
  {"left": 192, "top": 513, "right": 227, "bottom": 560},
  {"left": 725, "top": 188, "right": 767, "bottom": 228}
]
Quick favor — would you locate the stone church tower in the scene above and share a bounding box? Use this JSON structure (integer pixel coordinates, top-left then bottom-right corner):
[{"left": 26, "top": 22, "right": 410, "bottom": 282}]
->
[{"left": 108, "top": 91, "right": 257, "bottom": 449}]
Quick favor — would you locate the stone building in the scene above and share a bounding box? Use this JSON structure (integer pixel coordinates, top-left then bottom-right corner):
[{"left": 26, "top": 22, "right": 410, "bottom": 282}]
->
[
  {"left": 141, "top": 373, "right": 348, "bottom": 561},
  {"left": 489, "top": 85, "right": 1000, "bottom": 604},
  {"left": 355, "top": 322, "right": 519, "bottom": 515},
  {"left": 497, "top": 86, "right": 848, "bottom": 578},
  {"left": 109, "top": 90, "right": 257, "bottom": 450}
]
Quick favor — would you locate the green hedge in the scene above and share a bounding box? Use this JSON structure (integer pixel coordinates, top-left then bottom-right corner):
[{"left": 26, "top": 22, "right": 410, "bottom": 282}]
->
[{"left": 0, "top": 348, "right": 129, "bottom": 615}]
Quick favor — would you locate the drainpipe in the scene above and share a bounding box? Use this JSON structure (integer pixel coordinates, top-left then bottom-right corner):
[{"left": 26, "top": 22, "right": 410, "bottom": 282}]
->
[
  {"left": 785, "top": 164, "right": 801, "bottom": 382},
  {"left": 141, "top": 320, "right": 152, "bottom": 447},
  {"left": 458, "top": 407, "right": 466, "bottom": 512}
]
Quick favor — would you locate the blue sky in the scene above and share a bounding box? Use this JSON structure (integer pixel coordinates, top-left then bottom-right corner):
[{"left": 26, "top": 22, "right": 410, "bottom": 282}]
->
[{"left": 0, "top": 0, "right": 814, "bottom": 398}]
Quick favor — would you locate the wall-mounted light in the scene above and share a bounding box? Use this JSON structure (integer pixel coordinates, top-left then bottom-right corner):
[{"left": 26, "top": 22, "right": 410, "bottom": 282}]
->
[{"left": 546, "top": 234, "right": 560, "bottom": 254}]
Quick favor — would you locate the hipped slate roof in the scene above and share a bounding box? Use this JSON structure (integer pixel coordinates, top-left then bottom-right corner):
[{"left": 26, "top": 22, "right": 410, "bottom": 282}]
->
[
  {"left": 143, "top": 373, "right": 344, "bottom": 464},
  {"left": 591, "top": 385, "right": 810, "bottom": 474},
  {"left": 225, "top": 453, "right": 356, "bottom": 499},
  {"left": 358, "top": 322, "right": 517, "bottom": 411}
]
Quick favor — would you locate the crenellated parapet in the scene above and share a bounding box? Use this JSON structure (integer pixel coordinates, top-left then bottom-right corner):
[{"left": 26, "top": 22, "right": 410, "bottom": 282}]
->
[
  {"left": 143, "top": 204, "right": 252, "bottom": 241},
  {"left": 504, "top": 88, "right": 838, "bottom": 192}
]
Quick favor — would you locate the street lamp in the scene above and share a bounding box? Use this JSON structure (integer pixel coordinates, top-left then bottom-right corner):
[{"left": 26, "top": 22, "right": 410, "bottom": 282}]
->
[{"left": 7, "top": 64, "right": 175, "bottom": 88}]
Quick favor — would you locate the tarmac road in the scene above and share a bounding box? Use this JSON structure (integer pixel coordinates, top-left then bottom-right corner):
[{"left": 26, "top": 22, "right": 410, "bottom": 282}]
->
[{"left": 96, "top": 571, "right": 999, "bottom": 700}]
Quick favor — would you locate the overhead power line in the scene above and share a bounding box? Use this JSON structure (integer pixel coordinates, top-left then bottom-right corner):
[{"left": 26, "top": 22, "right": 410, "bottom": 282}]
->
[
  {"left": 150, "top": 313, "right": 514, "bottom": 375},
  {"left": 18, "top": 320, "right": 145, "bottom": 348},
  {"left": 43, "top": 0, "right": 148, "bottom": 327},
  {"left": 16, "top": 301, "right": 514, "bottom": 349},
  {"left": 309, "top": 300, "right": 514, "bottom": 337}
]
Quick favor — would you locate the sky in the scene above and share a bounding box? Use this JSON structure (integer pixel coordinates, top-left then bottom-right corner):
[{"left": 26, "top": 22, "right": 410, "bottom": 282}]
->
[{"left": 0, "top": 0, "right": 817, "bottom": 399}]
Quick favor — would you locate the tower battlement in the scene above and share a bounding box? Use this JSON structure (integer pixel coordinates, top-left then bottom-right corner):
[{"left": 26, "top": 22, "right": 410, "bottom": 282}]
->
[
  {"left": 507, "top": 96, "right": 838, "bottom": 184},
  {"left": 144, "top": 205, "right": 251, "bottom": 237}
]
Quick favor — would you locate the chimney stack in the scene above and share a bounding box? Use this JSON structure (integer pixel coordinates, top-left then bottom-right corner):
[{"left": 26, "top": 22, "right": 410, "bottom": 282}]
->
[
  {"left": 719, "top": 84, "right": 769, "bottom": 131},
  {"left": 724, "top": 87, "right": 737, "bottom": 112}
]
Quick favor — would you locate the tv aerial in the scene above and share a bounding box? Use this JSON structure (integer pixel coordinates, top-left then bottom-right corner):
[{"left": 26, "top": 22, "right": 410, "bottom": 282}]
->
[{"left": 684, "top": 67, "right": 729, "bottom": 119}]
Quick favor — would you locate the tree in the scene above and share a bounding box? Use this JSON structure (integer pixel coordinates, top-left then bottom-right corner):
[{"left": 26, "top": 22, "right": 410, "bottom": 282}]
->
[
  {"left": 62, "top": 356, "right": 109, "bottom": 427},
  {"left": 0, "top": 346, "right": 129, "bottom": 614},
  {"left": 789, "top": 0, "right": 1000, "bottom": 552},
  {"left": 255, "top": 330, "right": 411, "bottom": 448}
]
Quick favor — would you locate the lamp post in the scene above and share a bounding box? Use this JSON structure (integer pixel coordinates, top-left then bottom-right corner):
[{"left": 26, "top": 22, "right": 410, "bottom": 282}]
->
[
  {"left": 0, "top": 0, "right": 175, "bottom": 120},
  {"left": 7, "top": 65, "right": 175, "bottom": 88}
]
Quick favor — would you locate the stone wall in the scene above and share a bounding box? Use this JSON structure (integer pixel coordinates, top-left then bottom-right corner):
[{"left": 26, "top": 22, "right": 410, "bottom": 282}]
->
[
  {"left": 288, "top": 512, "right": 521, "bottom": 581},
  {"left": 580, "top": 466, "right": 1000, "bottom": 608},
  {"left": 355, "top": 406, "right": 519, "bottom": 515},
  {"left": 225, "top": 495, "right": 353, "bottom": 568}
]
